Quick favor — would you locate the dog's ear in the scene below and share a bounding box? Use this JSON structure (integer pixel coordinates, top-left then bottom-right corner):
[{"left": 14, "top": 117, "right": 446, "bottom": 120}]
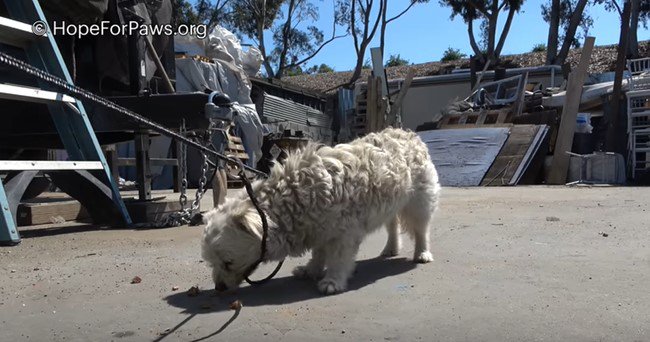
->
[{"left": 231, "top": 209, "right": 263, "bottom": 241}]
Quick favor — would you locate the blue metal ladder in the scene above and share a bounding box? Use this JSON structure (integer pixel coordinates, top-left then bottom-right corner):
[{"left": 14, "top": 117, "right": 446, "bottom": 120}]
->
[{"left": 0, "top": 0, "right": 132, "bottom": 245}]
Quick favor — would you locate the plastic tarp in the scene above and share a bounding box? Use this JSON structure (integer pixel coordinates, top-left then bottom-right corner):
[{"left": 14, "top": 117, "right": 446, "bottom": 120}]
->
[
  {"left": 175, "top": 26, "right": 265, "bottom": 167},
  {"left": 418, "top": 128, "right": 510, "bottom": 186}
]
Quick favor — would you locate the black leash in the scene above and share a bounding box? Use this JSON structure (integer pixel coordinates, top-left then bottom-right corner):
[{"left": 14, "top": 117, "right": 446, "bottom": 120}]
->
[{"left": 236, "top": 160, "right": 284, "bottom": 285}]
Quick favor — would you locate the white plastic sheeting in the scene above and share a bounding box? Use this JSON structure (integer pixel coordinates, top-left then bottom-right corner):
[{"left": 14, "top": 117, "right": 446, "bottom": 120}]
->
[{"left": 174, "top": 26, "right": 266, "bottom": 166}]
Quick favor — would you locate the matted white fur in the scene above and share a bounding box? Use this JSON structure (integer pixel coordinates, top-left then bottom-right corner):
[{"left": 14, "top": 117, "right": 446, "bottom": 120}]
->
[{"left": 202, "top": 127, "right": 441, "bottom": 295}]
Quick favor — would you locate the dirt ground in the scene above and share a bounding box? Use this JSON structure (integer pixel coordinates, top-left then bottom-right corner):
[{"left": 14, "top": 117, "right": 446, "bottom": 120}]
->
[{"left": 1, "top": 186, "right": 649, "bottom": 342}]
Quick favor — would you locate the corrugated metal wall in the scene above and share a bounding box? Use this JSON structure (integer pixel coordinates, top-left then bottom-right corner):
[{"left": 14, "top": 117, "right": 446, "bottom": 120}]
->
[{"left": 262, "top": 93, "right": 333, "bottom": 144}]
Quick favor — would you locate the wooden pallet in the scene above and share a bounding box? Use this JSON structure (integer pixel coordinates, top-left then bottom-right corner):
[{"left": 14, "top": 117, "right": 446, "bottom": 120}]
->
[
  {"left": 438, "top": 108, "right": 510, "bottom": 128},
  {"left": 175, "top": 53, "right": 214, "bottom": 64}
]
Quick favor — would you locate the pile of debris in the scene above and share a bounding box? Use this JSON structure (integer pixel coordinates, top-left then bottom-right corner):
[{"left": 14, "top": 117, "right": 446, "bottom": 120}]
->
[{"left": 417, "top": 37, "right": 632, "bottom": 187}]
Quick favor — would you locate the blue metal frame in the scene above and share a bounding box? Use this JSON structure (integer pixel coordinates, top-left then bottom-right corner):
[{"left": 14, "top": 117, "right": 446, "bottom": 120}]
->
[
  {"left": 0, "top": 0, "right": 132, "bottom": 244},
  {"left": 0, "top": 184, "right": 20, "bottom": 245}
]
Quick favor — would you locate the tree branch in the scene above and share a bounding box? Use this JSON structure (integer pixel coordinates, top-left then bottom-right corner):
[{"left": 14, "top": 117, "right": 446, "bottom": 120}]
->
[
  {"left": 386, "top": 0, "right": 416, "bottom": 24},
  {"left": 495, "top": 5, "right": 516, "bottom": 57},
  {"left": 467, "top": 19, "right": 484, "bottom": 59},
  {"left": 367, "top": 0, "right": 383, "bottom": 42},
  {"left": 498, "top": 0, "right": 507, "bottom": 12},
  {"left": 556, "top": 0, "right": 589, "bottom": 64},
  {"left": 610, "top": 0, "right": 623, "bottom": 16},
  {"left": 284, "top": 33, "right": 349, "bottom": 69}
]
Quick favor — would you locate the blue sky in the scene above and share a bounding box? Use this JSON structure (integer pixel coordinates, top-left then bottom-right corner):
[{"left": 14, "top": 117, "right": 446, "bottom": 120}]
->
[{"left": 233, "top": 1, "right": 649, "bottom": 72}]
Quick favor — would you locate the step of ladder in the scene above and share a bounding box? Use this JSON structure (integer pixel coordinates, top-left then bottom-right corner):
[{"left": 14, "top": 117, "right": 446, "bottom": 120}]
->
[
  {"left": 0, "top": 161, "right": 104, "bottom": 171},
  {"left": 0, "top": 0, "right": 132, "bottom": 245},
  {"left": 0, "top": 16, "right": 46, "bottom": 48},
  {"left": 0, "top": 83, "right": 77, "bottom": 104}
]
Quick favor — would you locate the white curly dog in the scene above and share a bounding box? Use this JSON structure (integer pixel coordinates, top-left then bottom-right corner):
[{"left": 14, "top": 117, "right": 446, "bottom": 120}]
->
[{"left": 202, "top": 127, "right": 441, "bottom": 295}]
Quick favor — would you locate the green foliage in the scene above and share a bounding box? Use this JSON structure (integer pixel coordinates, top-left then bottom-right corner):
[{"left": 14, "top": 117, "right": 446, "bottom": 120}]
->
[
  {"left": 172, "top": 0, "right": 230, "bottom": 28},
  {"left": 172, "top": 0, "right": 200, "bottom": 27},
  {"left": 385, "top": 54, "right": 410, "bottom": 68},
  {"left": 439, "top": 0, "right": 524, "bottom": 22},
  {"left": 440, "top": 47, "right": 466, "bottom": 62},
  {"left": 362, "top": 58, "right": 372, "bottom": 70},
  {"left": 230, "top": 0, "right": 285, "bottom": 39},
  {"left": 304, "top": 63, "right": 335, "bottom": 74},
  {"left": 270, "top": 1, "right": 323, "bottom": 73},
  {"left": 532, "top": 43, "right": 547, "bottom": 52}
]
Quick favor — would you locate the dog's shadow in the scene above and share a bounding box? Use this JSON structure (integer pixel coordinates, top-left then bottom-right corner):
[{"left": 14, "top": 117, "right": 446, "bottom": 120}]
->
[{"left": 164, "top": 257, "right": 417, "bottom": 314}]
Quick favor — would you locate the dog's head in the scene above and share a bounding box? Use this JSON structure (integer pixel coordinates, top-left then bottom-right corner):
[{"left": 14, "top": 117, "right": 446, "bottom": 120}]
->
[{"left": 201, "top": 198, "right": 264, "bottom": 292}]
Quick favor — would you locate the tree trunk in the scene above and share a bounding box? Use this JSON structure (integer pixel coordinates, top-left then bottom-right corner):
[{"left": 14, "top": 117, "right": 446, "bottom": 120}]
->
[
  {"left": 347, "top": 51, "right": 366, "bottom": 88},
  {"left": 345, "top": 0, "right": 383, "bottom": 87},
  {"left": 628, "top": 0, "right": 640, "bottom": 58},
  {"left": 258, "top": 27, "right": 275, "bottom": 78},
  {"left": 555, "top": 0, "right": 589, "bottom": 65},
  {"left": 379, "top": 0, "right": 388, "bottom": 58},
  {"left": 494, "top": 5, "right": 516, "bottom": 58},
  {"left": 546, "top": 0, "right": 560, "bottom": 65},
  {"left": 605, "top": 0, "right": 632, "bottom": 154},
  {"left": 468, "top": 19, "right": 484, "bottom": 62},
  {"left": 486, "top": 4, "right": 498, "bottom": 62},
  {"left": 275, "top": 0, "right": 297, "bottom": 78}
]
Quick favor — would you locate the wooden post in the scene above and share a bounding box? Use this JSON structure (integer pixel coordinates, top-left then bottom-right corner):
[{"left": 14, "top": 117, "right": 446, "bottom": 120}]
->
[
  {"left": 370, "top": 47, "right": 388, "bottom": 97},
  {"left": 546, "top": 36, "right": 596, "bottom": 185},
  {"left": 389, "top": 68, "right": 416, "bottom": 127},
  {"left": 366, "top": 76, "right": 377, "bottom": 133},
  {"left": 212, "top": 168, "right": 227, "bottom": 208}
]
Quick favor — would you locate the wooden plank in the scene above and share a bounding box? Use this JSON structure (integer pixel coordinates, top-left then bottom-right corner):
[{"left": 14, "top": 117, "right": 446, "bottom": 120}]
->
[
  {"left": 476, "top": 109, "right": 488, "bottom": 125},
  {"left": 124, "top": 199, "right": 183, "bottom": 224},
  {"left": 228, "top": 135, "right": 242, "bottom": 143},
  {"left": 226, "top": 152, "right": 249, "bottom": 159},
  {"left": 227, "top": 143, "right": 245, "bottom": 151},
  {"left": 212, "top": 168, "right": 227, "bottom": 208},
  {"left": 547, "top": 36, "right": 595, "bottom": 184},
  {"left": 458, "top": 113, "right": 469, "bottom": 124},
  {"left": 496, "top": 109, "right": 509, "bottom": 123},
  {"left": 481, "top": 125, "right": 540, "bottom": 186},
  {"left": 440, "top": 123, "right": 514, "bottom": 130},
  {"left": 388, "top": 68, "right": 416, "bottom": 122},
  {"left": 17, "top": 200, "right": 89, "bottom": 226},
  {"left": 366, "top": 76, "right": 377, "bottom": 133}
]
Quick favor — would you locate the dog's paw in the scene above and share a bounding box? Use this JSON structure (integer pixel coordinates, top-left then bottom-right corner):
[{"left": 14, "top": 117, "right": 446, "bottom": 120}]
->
[
  {"left": 380, "top": 246, "right": 399, "bottom": 257},
  {"left": 317, "top": 278, "right": 346, "bottom": 295},
  {"left": 292, "top": 266, "right": 323, "bottom": 280},
  {"left": 414, "top": 251, "right": 434, "bottom": 263}
]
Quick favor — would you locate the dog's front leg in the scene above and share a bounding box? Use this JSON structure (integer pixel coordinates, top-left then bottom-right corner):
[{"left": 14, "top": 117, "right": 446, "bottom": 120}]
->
[
  {"left": 293, "top": 245, "right": 326, "bottom": 280},
  {"left": 317, "top": 238, "right": 360, "bottom": 295}
]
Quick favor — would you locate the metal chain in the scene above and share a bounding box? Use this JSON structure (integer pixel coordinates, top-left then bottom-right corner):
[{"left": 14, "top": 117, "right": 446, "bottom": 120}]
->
[
  {"left": 157, "top": 121, "right": 215, "bottom": 228},
  {"left": 178, "top": 119, "right": 188, "bottom": 209}
]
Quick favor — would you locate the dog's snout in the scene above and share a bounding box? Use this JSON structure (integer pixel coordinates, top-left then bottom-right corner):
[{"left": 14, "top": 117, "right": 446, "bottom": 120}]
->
[{"left": 215, "top": 282, "right": 228, "bottom": 292}]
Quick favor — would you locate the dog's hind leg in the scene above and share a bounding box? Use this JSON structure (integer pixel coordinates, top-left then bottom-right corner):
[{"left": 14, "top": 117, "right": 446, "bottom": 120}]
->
[
  {"left": 400, "top": 193, "right": 436, "bottom": 263},
  {"left": 293, "top": 245, "right": 326, "bottom": 280},
  {"left": 380, "top": 216, "right": 400, "bottom": 257},
  {"left": 318, "top": 237, "right": 361, "bottom": 295}
]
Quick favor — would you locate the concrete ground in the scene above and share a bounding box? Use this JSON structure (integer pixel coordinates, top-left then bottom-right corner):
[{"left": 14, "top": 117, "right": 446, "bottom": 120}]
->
[{"left": 1, "top": 186, "right": 649, "bottom": 342}]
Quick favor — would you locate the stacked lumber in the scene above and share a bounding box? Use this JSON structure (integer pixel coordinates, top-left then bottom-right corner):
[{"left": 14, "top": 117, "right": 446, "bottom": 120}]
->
[{"left": 224, "top": 125, "right": 249, "bottom": 188}]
